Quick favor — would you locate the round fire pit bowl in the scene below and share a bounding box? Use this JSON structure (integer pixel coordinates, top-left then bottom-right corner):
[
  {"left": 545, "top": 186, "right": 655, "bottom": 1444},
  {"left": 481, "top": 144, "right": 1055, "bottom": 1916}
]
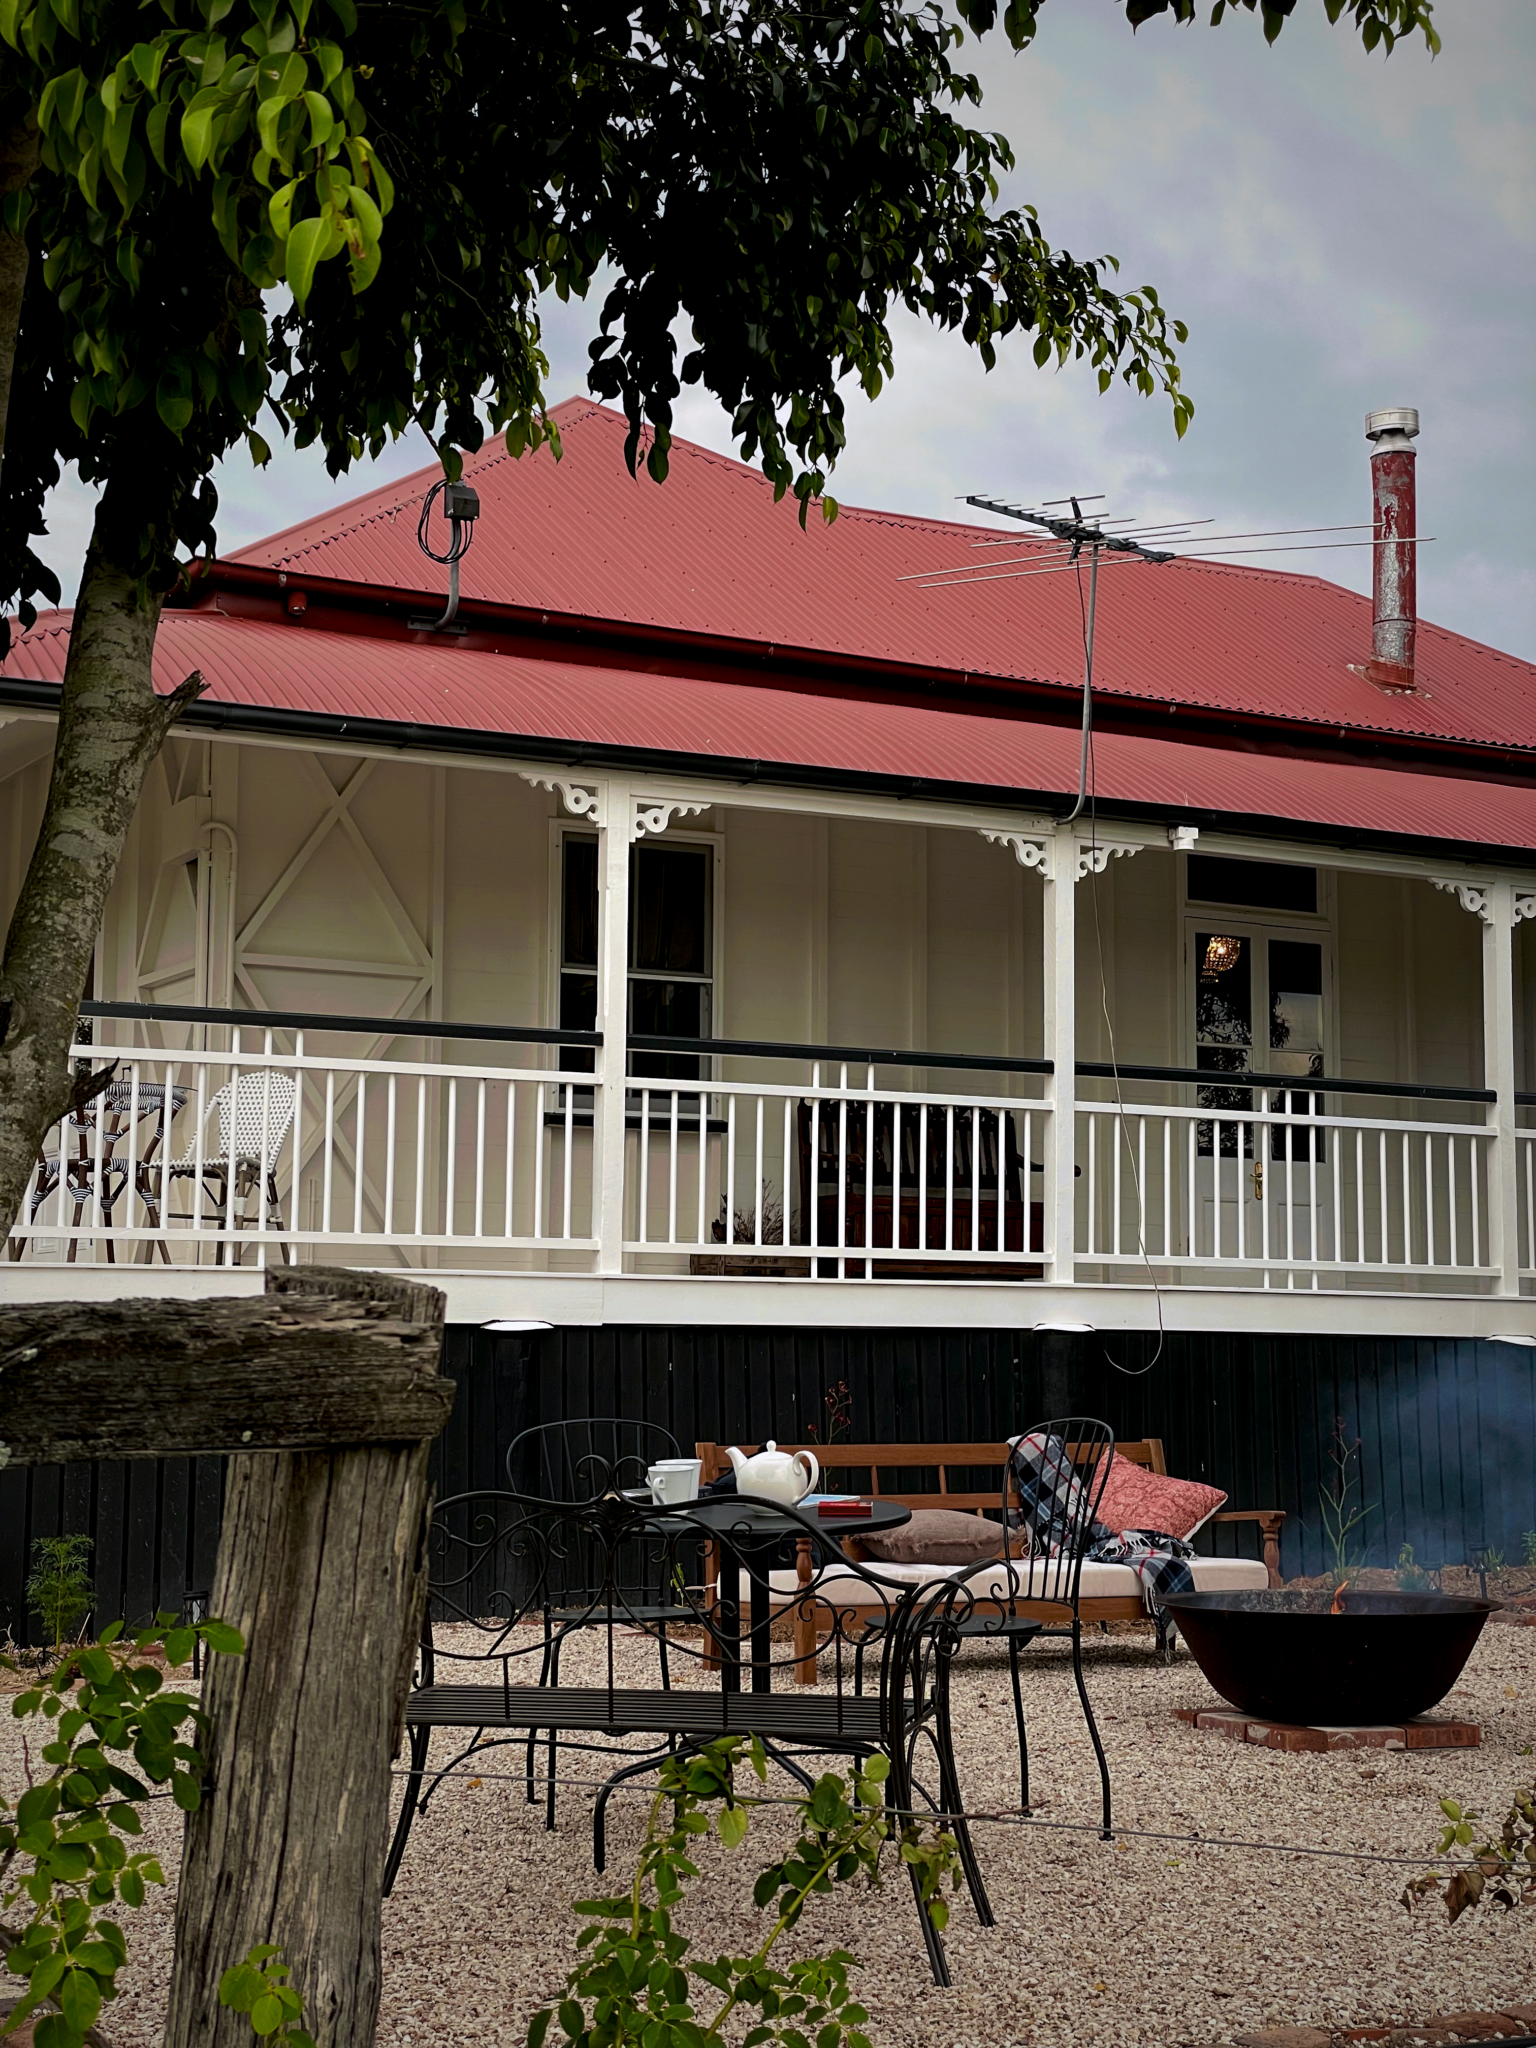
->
[{"left": 1163, "top": 1588, "right": 1498, "bottom": 1726}]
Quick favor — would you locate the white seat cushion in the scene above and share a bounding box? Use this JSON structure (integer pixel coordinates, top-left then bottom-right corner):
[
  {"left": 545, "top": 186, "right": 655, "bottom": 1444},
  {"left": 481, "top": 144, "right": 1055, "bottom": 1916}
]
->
[{"left": 731, "top": 1552, "right": 1269, "bottom": 1610}]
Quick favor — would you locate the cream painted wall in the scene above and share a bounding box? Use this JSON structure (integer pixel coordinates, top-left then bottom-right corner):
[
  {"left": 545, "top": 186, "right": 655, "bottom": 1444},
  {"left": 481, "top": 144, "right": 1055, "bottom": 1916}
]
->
[
  {"left": 1337, "top": 871, "right": 1483, "bottom": 1090},
  {"left": 0, "top": 724, "right": 1517, "bottom": 1101}
]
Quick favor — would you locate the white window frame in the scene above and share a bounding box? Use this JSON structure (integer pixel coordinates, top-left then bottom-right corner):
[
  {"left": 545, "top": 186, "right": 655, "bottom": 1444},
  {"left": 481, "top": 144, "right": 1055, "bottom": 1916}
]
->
[{"left": 546, "top": 818, "right": 726, "bottom": 1080}]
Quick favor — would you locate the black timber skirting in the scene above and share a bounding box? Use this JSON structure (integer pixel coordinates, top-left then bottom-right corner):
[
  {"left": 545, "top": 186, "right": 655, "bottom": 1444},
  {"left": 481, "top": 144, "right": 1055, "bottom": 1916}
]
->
[{"left": 3, "top": 1325, "right": 1533, "bottom": 1641}]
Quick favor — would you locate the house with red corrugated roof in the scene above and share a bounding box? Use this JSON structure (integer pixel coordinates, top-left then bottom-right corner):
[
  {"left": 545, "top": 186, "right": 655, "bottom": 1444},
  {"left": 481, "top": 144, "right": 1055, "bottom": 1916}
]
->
[{"left": 1, "top": 396, "right": 1533, "bottom": 1587}]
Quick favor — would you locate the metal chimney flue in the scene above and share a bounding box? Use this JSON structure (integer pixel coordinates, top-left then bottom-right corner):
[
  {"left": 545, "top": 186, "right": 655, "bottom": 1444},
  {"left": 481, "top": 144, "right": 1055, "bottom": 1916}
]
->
[{"left": 1364, "top": 406, "right": 1419, "bottom": 691}]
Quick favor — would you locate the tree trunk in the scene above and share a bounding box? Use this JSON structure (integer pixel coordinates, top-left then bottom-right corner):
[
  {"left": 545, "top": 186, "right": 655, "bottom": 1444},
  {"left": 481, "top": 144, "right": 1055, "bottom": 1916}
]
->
[
  {"left": 0, "top": 57, "right": 40, "bottom": 482},
  {"left": 164, "top": 1274, "right": 445, "bottom": 2048},
  {"left": 0, "top": 537, "right": 201, "bottom": 1238}
]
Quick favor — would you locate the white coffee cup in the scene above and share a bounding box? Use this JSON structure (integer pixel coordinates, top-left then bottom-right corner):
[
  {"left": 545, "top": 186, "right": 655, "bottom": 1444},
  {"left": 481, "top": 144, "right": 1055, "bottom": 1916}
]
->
[{"left": 648, "top": 1458, "right": 702, "bottom": 1505}]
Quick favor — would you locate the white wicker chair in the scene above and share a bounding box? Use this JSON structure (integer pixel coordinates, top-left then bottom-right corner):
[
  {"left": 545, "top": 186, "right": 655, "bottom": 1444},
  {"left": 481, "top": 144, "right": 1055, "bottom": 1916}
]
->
[{"left": 153, "top": 1072, "right": 298, "bottom": 1263}]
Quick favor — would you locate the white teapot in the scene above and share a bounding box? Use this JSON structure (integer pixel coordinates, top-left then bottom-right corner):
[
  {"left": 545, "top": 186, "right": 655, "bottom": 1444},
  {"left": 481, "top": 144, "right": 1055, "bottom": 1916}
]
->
[{"left": 725, "top": 1440, "right": 819, "bottom": 1508}]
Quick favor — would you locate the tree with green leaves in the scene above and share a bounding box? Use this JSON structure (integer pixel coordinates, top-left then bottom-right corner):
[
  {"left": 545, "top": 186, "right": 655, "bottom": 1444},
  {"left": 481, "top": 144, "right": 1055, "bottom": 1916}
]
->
[{"left": 0, "top": 0, "right": 1439, "bottom": 1248}]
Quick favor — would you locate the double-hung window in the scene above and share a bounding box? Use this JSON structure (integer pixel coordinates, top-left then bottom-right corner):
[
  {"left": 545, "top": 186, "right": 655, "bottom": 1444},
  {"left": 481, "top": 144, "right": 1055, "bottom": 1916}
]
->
[{"left": 558, "top": 835, "right": 714, "bottom": 1082}]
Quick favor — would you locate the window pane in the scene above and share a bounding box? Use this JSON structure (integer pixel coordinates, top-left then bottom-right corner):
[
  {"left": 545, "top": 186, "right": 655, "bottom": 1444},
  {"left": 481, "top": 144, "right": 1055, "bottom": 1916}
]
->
[
  {"left": 630, "top": 978, "right": 705, "bottom": 1081},
  {"left": 631, "top": 845, "right": 709, "bottom": 974},
  {"left": 562, "top": 837, "right": 598, "bottom": 968},
  {"left": 1195, "top": 932, "right": 1252, "bottom": 1047},
  {"left": 1187, "top": 854, "right": 1316, "bottom": 916},
  {"left": 559, "top": 970, "right": 596, "bottom": 1075}
]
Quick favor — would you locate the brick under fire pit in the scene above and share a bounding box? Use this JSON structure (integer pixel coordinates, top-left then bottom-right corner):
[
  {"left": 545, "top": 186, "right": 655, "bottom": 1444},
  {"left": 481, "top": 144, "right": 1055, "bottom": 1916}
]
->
[{"left": 1175, "top": 1706, "right": 1481, "bottom": 1755}]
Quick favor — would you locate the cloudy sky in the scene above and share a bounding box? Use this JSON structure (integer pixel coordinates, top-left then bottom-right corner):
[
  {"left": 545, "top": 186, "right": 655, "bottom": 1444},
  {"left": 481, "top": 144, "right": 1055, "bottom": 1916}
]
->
[{"left": 31, "top": 0, "right": 1536, "bottom": 661}]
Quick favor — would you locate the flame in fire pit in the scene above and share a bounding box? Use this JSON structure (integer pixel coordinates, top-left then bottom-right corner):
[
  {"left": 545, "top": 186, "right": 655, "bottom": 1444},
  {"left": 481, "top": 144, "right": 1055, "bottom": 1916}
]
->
[{"left": 1330, "top": 1581, "right": 1349, "bottom": 1615}]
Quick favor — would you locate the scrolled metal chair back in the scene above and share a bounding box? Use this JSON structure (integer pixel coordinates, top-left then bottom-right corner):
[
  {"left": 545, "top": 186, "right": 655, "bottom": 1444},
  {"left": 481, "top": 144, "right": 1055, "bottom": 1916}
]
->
[
  {"left": 506, "top": 1416, "right": 684, "bottom": 1502},
  {"left": 1000, "top": 1418, "right": 1116, "bottom": 1610}
]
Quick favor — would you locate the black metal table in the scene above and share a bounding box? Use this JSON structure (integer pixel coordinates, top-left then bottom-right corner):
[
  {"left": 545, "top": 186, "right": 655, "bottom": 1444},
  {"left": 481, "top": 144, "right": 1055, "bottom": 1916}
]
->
[{"left": 638, "top": 1494, "right": 911, "bottom": 1693}]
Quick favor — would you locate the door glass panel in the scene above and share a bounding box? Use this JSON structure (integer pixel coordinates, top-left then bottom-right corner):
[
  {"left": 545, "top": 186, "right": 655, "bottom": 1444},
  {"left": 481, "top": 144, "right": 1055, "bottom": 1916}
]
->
[
  {"left": 1268, "top": 937, "right": 1324, "bottom": 1160},
  {"left": 1195, "top": 931, "right": 1252, "bottom": 1156},
  {"left": 1268, "top": 939, "right": 1323, "bottom": 1074}
]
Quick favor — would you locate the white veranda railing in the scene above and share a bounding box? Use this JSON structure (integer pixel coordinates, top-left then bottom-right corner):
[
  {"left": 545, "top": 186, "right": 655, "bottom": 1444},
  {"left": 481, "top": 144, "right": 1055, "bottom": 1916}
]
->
[
  {"left": 6, "top": 1030, "right": 596, "bottom": 1263},
  {"left": 1078, "top": 1095, "right": 1497, "bottom": 1281},
  {"left": 624, "top": 1062, "right": 1049, "bottom": 1275}
]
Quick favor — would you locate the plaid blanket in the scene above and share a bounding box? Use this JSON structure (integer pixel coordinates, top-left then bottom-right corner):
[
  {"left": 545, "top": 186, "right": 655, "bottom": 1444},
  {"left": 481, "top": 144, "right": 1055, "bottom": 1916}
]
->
[{"left": 1007, "top": 1430, "right": 1196, "bottom": 1622}]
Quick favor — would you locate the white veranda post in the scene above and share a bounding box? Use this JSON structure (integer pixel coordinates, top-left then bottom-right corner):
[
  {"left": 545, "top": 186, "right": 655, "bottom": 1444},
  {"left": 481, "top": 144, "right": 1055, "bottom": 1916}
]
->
[
  {"left": 1482, "top": 878, "right": 1521, "bottom": 1297},
  {"left": 1043, "top": 823, "right": 1077, "bottom": 1284},
  {"left": 594, "top": 775, "right": 633, "bottom": 1274}
]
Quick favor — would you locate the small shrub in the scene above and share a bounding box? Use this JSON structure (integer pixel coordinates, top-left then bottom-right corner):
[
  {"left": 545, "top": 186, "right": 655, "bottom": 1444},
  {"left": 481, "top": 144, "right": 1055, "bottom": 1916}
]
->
[
  {"left": 219, "top": 1945, "right": 315, "bottom": 2045},
  {"left": 1522, "top": 1530, "right": 1536, "bottom": 1568},
  {"left": 25, "top": 1536, "right": 95, "bottom": 1656},
  {"left": 1396, "top": 1543, "right": 1430, "bottom": 1593},
  {"left": 1319, "top": 1421, "right": 1375, "bottom": 1588},
  {"left": 1, "top": 1612, "right": 244, "bottom": 2048},
  {"left": 1404, "top": 1787, "right": 1536, "bottom": 1922},
  {"left": 529, "top": 1735, "right": 958, "bottom": 2048}
]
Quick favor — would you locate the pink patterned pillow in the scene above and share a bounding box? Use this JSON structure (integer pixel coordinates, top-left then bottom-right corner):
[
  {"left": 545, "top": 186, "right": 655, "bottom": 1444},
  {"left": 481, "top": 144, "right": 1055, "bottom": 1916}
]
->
[{"left": 1093, "top": 1453, "right": 1226, "bottom": 1541}]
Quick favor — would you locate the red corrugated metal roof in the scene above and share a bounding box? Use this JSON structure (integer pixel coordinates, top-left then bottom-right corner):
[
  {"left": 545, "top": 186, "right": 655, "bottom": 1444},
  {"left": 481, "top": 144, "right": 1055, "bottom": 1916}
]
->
[
  {"left": 226, "top": 397, "right": 1536, "bottom": 755},
  {"left": 11, "top": 609, "right": 1536, "bottom": 853}
]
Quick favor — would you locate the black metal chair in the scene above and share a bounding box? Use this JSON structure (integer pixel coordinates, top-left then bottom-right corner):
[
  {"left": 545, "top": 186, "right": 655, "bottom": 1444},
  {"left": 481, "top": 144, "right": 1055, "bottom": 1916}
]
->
[
  {"left": 384, "top": 1487, "right": 992, "bottom": 1987},
  {"left": 506, "top": 1419, "right": 699, "bottom": 1816},
  {"left": 974, "top": 1417, "right": 1115, "bottom": 1836}
]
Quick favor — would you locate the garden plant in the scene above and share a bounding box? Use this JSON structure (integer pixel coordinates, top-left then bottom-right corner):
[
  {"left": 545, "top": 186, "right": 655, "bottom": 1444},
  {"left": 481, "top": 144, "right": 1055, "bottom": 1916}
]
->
[
  {"left": 0, "top": 1611, "right": 316, "bottom": 2048},
  {"left": 530, "top": 1735, "right": 958, "bottom": 2048}
]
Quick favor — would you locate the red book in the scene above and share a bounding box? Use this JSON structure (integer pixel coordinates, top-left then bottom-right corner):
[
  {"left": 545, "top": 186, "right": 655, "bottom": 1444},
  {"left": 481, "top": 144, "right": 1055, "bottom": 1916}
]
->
[{"left": 817, "top": 1498, "right": 872, "bottom": 1519}]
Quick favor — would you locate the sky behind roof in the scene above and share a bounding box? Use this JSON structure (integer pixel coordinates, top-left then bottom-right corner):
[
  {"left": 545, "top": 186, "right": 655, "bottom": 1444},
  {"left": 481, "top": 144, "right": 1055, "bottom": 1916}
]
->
[{"left": 31, "top": 0, "right": 1535, "bottom": 662}]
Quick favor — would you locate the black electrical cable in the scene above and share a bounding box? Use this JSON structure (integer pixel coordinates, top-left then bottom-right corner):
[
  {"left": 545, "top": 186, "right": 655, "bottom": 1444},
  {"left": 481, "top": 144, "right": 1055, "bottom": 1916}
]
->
[{"left": 417, "top": 478, "right": 475, "bottom": 565}]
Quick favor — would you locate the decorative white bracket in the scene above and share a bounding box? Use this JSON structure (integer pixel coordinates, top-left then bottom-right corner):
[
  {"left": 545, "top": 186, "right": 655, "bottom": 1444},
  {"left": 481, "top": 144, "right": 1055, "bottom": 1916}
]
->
[
  {"left": 1432, "top": 878, "right": 1493, "bottom": 924},
  {"left": 978, "top": 830, "right": 1052, "bottom": 880},
  {"left": 633, "top": 799, "right": 710, "bottom": 839},
  {"left": 1076, "top": 841, "right": 1144, "bottom": 882},
  {"left": 1516, "top": 893, "right": 1536, "bottom": 926},
  {"left": 520, "top": 771, "right": 603, "bottom": 826}
]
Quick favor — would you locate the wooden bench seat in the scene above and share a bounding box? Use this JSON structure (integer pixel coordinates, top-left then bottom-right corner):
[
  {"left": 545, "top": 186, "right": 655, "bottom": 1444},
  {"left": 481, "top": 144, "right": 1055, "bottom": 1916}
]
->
[{"left": 695, "top": 1437, "right": 1285, "bottom": 1641}]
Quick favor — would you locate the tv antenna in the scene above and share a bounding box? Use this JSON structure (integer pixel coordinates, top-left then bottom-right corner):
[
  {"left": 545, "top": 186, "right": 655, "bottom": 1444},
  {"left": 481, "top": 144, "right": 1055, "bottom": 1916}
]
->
[
  {"left": 949, "top": 495, "right": 1180, "bottom": 824},
  {"left": 908, "top": 493, "right": 1439, "bottom": 823}
]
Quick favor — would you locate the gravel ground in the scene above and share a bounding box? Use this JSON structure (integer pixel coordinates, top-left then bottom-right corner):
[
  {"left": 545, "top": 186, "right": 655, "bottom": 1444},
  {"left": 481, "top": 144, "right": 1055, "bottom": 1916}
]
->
[{"left": 4, "top": 1621, "right": 1534, "bottom": 2048}]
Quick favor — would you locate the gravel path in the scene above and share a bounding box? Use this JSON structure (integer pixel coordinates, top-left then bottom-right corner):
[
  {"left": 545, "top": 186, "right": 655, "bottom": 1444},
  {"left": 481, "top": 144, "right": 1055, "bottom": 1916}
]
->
[{"left": 5, "top": 1622, "right": 1533, "bottom": 2047}]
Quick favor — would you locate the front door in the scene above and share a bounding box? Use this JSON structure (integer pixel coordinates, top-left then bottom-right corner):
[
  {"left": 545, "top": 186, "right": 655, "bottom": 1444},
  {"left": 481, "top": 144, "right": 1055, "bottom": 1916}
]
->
[{"left": 1191, "top": 924, "right": 1331, "bottom": 1266}]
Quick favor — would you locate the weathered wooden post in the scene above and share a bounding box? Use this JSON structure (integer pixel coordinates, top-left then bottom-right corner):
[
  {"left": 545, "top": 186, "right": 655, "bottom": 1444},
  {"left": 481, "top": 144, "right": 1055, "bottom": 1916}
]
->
[{"left": 0, "top": 1266, "right": 456, "bottom": 2048}]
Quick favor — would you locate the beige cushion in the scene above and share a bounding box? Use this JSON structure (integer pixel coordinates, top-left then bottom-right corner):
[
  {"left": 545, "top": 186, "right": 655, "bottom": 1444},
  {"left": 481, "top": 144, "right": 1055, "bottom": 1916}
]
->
[
  {"left": 860, "top": 1508, "right": 1010, "bottom": 1567},
  {"left": 736, "top": 1553, "right": 1269, "bottom": 1610}
]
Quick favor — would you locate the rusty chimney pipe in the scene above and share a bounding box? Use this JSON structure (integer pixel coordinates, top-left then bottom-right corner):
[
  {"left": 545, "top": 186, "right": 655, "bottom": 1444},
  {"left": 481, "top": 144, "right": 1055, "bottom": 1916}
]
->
[{"left": 1365, "top": 406, "right": 1419, "bottom": 690}]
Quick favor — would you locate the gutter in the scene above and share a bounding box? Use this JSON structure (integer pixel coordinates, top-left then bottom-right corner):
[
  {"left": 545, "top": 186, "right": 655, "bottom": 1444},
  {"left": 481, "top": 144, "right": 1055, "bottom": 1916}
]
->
[{"left": 2, "top": 674, "right": 1533, "bottom": 873}]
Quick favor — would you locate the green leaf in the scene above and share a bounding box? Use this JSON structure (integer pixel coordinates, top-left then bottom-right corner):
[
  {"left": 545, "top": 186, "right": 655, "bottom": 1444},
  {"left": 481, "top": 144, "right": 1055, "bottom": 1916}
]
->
[
  {"left": 162, "top": 1628, "right": 195, "bottom": 1668},
  {"left": 717, "top": 1805, "right": 749, "bottom": 1850},
  {"left": 155, "top": 370, "right": 194, "bottom": 436},
  {"left": 59, "top": 1968, "right": 102, "bottom": 2033},
  {"left": 180, "top": 102, "right": 216, "bottom": 174},
  {"left": 197, "top": 1620, "right": 244, "bottom": 1658},
  {"left": 284, "top": 211, "right": 332, "bottom": 307},
  {"left": 220, "top": 1962, "right": 268, "bottom": 2011},
  {"left": 250, "top": 1991, "right": 285, "bottom": 2034}
]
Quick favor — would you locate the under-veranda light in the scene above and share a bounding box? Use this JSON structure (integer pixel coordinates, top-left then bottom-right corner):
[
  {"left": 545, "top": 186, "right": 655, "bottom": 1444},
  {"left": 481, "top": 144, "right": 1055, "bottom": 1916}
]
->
[{"left": 1202, "top": 934, "right": 1242, "bottom": 976}]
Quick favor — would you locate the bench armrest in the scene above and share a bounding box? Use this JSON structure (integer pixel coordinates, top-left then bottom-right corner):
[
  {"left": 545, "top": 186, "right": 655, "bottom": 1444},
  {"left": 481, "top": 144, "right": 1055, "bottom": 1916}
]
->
[{"left": 1210, "top": 1508, "right": 1285, "bottom": 1588}]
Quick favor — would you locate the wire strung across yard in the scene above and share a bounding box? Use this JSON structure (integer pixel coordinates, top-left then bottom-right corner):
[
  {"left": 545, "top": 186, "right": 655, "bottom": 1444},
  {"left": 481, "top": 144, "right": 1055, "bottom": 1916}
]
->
[{"left": 386, "top": 1764, "right": 1459, "bottom": 1872}]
